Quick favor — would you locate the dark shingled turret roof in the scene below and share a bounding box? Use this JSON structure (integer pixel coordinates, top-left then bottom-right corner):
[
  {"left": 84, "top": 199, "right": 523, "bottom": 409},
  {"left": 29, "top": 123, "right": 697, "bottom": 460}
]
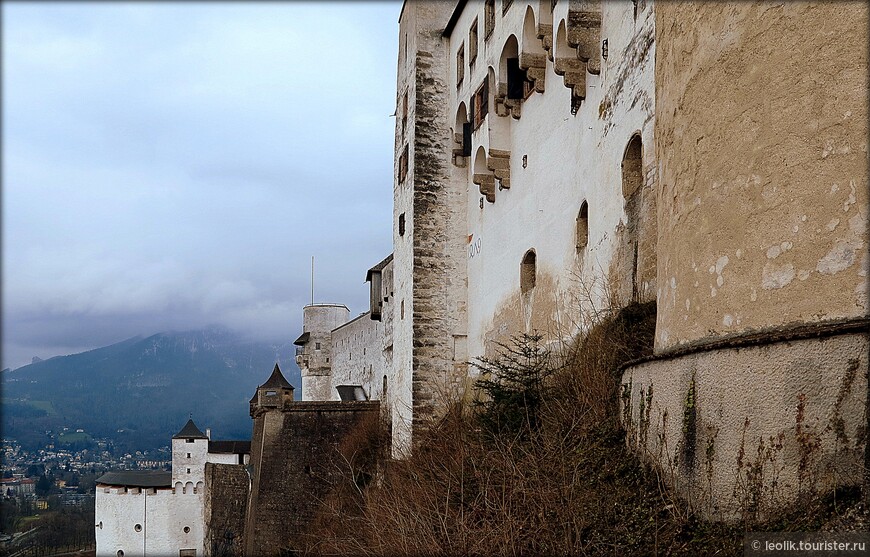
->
[
  {"left": 365, "top": 253, "right": 394, "bottom": 282},
  {"left": 172, "top": 419, "right": 208, "bottom": 439},
  {"left": 293, "top": 331, "right": 310, "bottom": 346},
  {"left": 259, "top": 363, "right": 293, "bottom": 390}
]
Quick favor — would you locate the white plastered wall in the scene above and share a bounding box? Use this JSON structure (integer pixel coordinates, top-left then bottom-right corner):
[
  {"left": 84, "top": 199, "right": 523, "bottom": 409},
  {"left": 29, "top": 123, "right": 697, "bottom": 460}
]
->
[{"left": 446, "top": 0, "right": 656, "bottom": 362}]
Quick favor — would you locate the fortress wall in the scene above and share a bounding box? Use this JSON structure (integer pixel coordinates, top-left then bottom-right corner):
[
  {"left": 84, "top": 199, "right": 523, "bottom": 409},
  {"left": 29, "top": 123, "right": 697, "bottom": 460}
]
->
[
  {"left": 623, "top": 1, "right": 869, "bottom": 517},
  {"left": 205, "top": 462, "right": 248, "bottom": 556},
  {"left": 392, "top": 1, "right": 466, "bottom": 458},
  {"left": 331, "top": 311, "right": 385, "bottom": 401},
  {"left": 410, "top": 0, "right": 469, "bottom": 439},
  {"left": 443, "top": 1, "right": 656, "bottom": 365},
  {"left": 244, "top": 401, "right": 380, "bottom": 555},
  {"left": 654, "top": 1, "right": 868, "bottom": 351},
  {"left": 623, "top": 328, "right": 868, "bottom": 518},
  {"left": 391, "top": 1, "right": 420, "bottom": 459}
]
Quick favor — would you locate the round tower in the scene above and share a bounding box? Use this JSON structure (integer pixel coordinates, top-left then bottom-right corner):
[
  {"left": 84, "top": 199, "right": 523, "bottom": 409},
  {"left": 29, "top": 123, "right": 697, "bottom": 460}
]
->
[{"left": 293, "top": 303, "right": 349, "bottom": 401}]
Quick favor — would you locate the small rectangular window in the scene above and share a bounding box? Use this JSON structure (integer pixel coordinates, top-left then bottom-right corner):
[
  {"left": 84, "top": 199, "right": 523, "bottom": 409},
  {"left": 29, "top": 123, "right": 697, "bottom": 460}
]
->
[
  {"left": 402, "top": 91, "right": 408, "bottom": 134},
  {"left": 398, "top": 213, "right": 406, "bottom": 236},
  {"left": 186, "top": 453, "right": 191, "bottom": 458},
  {"left": 469, "top": 20, "right": 478, "bottom": 65},
  {"left": 456, "top": 43, "right": 465, "bottom": 87},
  {"left": 185, "top": 439, "right": 194, "bottom": 444},
  {"left": 398, "top": 144, "right": 409, "bottom": 183},
  {"left": 186, "top": 468, "right": 191, "bottom": 474},
  {"left": 472, "top": 78, "right": 489, "bottom": 130},
  {"left": 315, "top": 342, "right": 321, "bottom": 350}
]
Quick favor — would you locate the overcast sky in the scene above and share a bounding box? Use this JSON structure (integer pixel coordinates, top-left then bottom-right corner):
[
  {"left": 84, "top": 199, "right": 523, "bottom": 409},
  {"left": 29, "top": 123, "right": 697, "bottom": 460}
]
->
[{"left": 2, "top": 1, "right": 402, "bottom": 370}]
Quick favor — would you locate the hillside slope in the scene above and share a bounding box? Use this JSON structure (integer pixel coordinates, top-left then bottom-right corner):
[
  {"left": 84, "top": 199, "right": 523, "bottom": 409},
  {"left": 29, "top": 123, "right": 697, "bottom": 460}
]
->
[{"left": 1, "top": 326, "right": 299, "bottom": 451}]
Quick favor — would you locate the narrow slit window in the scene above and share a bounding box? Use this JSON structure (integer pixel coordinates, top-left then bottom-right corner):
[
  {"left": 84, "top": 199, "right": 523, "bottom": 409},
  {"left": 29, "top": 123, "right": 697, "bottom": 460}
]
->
[
  {"left": 472, "top": 78, "right": 489, "bottom": 130},
  {"left": 469, "top": 20, "right": 479, "bottom": 66},
  {"left": 576, "top": 201, "right": 589, "bottom": 251},
  {"left": 520, "top": 250, "right": 537, "bottom": 293},
  {"left": 456, "top": 44, "right": 465, "bottom": 87},
  {"left": 401, "top": 91, "right": 408, "bottom": 134},
  {"left": 398, "top": 145, "right": 409, "bottom": 183}
]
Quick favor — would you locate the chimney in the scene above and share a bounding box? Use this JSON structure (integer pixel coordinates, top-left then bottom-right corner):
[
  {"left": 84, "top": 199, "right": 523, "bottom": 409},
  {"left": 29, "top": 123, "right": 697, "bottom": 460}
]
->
[{"left": 205, "top": 428, "right": 211, "bottom": 440}]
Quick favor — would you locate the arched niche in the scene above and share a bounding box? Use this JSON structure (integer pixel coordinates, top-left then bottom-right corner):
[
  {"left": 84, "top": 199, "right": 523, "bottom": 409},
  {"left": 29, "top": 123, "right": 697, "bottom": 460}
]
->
[
  {"left": 453, "top": 102, "right": 471, "bottom": 166},
  {"left": 520, "top": 7, "right": 547, "bottom": 94},
  {"left": 622, "top": 134, "right": 643, "bottom": 198},
  {"left": 520, "top": 249, "right": 537, "bottom": 293},
  {"left": 472, "top": 146, "right": 496, "bottom": 203}
]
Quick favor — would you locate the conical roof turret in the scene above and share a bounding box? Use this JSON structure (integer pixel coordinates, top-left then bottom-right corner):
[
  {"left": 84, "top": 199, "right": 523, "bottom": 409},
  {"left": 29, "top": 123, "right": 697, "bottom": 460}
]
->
[
  {"left": 259, "top": 363, "right": 293, "bottom": 390},
  {"left": 172, "top": 418, "right": 208, "bottom": 439}
]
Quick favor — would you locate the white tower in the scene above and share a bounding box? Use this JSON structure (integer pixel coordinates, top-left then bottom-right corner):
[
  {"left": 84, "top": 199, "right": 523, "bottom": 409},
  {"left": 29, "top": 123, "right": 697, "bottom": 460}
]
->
[{"left": 171, "top": 418, "right": 209, "bottom": 490}]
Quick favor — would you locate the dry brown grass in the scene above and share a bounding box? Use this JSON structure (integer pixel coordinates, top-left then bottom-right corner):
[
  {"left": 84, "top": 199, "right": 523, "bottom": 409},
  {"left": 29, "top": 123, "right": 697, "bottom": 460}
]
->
[{"left": 297, "top": 302, "right": 863, "bottom": 556}]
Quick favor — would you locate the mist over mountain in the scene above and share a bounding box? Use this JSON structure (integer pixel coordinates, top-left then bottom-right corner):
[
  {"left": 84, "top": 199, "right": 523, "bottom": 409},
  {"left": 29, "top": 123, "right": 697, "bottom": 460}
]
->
[{"left": 1, "top": 326, "right": 299, "bottom": 452}]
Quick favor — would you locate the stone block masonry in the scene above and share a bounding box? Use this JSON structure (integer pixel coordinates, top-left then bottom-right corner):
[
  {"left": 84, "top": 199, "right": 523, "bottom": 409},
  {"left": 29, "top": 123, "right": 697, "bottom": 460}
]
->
[
  {"left": 244, "top": 401, "right": 380, "bottom": 555},
  {"left": 204, "top": 463, "right": 248, "bottom": 556}
]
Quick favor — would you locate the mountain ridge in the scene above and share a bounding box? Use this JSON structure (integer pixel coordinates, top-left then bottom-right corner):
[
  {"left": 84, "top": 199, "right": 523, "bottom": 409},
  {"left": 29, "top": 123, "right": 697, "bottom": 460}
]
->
[{"left": 1, "top": 327, "right": 299, "bottom": 452}]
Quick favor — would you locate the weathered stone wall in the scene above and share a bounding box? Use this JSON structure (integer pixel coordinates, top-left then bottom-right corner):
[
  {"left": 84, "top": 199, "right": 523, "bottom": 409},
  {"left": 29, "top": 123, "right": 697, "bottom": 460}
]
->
[
  {"left": 410, "top": 0, "right": 469, "bottom": 440},
  {"left": 244, "top": 401, "right": 380, "bottom": 556},
  {"left": 654, "top": 1, "right": 869, "bottom": 351},
  {"left": 622, "top": 327, "right": 868, "bottom": 518},
  {"left": 392, "top": 1, "right": 465, "bottom": 457},
  {"left": 391, "top": 0, "right": 419, "bottom": 458},
  {"left": 204, "top": 463, "right": 248, "bottom": 556},
  {"left": 621, "top": 0, "right": 869, "bottom": 520}
]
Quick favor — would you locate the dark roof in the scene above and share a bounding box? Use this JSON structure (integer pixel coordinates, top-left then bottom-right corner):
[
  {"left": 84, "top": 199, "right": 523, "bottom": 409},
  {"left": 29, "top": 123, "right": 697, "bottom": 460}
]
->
[
  {"left": 442, "top": 0, "right": 468, "bottom": 38},
  {"left": 96, "top": 470, "right": 171, "bottom": 488},
  {"left": 293, "top": 331, "right": 310, "bottom": 346},
  {"left": 172, "top": 419, "right": 208, "bottom": 439},
  {"left": 209, "top": 440, "right": 251, "bottom": 454},
  {"left": 259, "top": 363, "right": 293, "bottom": 390},
  {"left": 365, "top": 253, "right": 394, "bottom": 282}
]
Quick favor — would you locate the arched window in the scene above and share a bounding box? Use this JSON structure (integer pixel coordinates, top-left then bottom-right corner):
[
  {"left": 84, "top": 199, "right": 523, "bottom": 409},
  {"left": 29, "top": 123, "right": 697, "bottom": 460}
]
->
[
  {"left": 576, "top": 201, "right": 589, "bottom": 251},
  {"left": 520, "top": 250, "right": 537, "bottom": 293},
  {"left": 622, "top": 135, "right": 643, "bottom": 198}
]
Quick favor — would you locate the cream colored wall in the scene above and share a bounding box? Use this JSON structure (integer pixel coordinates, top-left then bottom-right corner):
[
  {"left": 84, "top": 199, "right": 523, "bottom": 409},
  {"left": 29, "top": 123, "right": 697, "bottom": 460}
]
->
[
  {"left": 655, "top": 1, "right": 869, "bottom": 351},
  {"left": 620, "top": 0, "right": 870, "bottom": 518}
]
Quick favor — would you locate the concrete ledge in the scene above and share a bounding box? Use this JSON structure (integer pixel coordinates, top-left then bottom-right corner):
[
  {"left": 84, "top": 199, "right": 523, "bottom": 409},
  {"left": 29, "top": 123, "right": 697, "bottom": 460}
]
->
[{"left": 620, "top": 316, "right": 870, "bottom": 374}]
